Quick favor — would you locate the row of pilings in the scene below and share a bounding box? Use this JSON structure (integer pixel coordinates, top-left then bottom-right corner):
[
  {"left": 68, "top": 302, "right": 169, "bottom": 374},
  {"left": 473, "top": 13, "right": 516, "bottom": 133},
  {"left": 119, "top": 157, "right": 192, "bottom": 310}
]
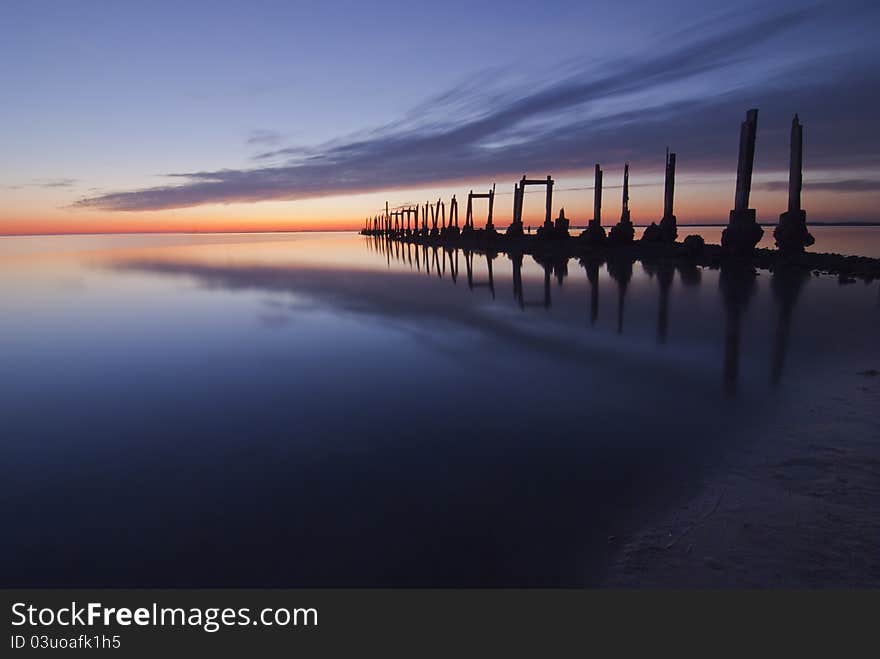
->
[{"left": 363, "top": 109, "right": 815, "bottom": 256}]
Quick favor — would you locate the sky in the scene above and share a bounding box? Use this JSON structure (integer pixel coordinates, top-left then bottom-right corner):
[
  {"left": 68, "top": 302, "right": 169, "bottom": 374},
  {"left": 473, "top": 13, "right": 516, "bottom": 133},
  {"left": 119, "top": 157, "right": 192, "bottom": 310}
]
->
[{"left": 1, "top": 0, "right": 879, "bottom": 234}]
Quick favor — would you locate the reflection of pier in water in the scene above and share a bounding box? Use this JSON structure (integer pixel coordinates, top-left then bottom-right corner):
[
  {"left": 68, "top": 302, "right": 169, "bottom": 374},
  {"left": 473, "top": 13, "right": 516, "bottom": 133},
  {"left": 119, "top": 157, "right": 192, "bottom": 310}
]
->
[
  {"left": 770, "top": 266, "right": 810, "bottom": 386},
  {"left": 464, "top": 249, "right": 496, "bottom": 298},
  {"left": 719, "top": 263, "right": 758, "bottom": 398},
  {"left": 367, "top": 236, "right": 814, "bottom": 396}
]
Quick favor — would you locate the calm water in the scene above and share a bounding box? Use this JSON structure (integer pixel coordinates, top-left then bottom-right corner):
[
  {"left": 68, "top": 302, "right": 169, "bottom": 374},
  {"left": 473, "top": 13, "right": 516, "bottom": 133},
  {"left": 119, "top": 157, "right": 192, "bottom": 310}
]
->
[{"left": 1, "top": 230, "right": 878, "bottom": 586}]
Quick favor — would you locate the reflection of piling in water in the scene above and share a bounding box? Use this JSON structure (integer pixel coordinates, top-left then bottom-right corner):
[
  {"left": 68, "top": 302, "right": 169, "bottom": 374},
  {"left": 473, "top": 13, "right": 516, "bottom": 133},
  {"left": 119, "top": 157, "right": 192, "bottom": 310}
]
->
[
  {"left": 606, "top": 257, "right": 633, "bottom": 334},
  {"left": 543, "top": 264, "right": 551, "bottom": 309},
  {"left": 532, "top": 253, "right": 569, "bottom": 309},
  {"left": 486, "top": 254, "right": 495, "bottom": 298},
  {"left": 444, "top": 246, "right": 459, "bottom": 283},
  {"left": 656, "top": 261, "right": 675, "bottom": 344},
  {"left": 431, "top": 245, "right": 442, "bottom": 278},
  {"left": 581, "top": 257, "right": 603, "bottom": 326},
  {"left": 510, "top": 252, "right": 525, "bottom": 310},
  {"left": 719, "top": 263, "right": 758, "bottom": 398},
  {"left": 464, "top": 250, "right": 498, "bottom": 298},
  {"left": 676, "top": 262, "right": 702, "bottom": 287},
  {"left": 640, "top": 258, "right": 674, "bottom": 342},
  {"left": 770, "top": 266, "right": 810, "bottom": 385}
]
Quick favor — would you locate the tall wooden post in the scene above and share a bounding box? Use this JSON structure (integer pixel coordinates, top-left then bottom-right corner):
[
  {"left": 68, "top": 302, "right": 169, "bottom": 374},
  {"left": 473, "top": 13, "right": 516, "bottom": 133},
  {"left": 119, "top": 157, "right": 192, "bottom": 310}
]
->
[
  {"left": 545, "top": 175, "right": 553, "bottom": 226},
  {"left": 487, "top": 183, "right": 495, "bottom": 230},
  {"left": 774, "top": 113, "right": 813, "bottom": 253},
  {"left": 722, "top": 108, "right": 763, "bottom": 253}
]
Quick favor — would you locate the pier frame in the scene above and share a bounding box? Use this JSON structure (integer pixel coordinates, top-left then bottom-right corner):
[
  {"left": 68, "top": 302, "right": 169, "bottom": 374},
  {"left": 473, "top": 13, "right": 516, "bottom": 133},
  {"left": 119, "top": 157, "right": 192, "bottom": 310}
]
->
[
  {"left": 508, "top": 175, "right": 553, "bottom": 236},
  {"left": 464, "top": 184, "right": 496, "bottom": 233}
]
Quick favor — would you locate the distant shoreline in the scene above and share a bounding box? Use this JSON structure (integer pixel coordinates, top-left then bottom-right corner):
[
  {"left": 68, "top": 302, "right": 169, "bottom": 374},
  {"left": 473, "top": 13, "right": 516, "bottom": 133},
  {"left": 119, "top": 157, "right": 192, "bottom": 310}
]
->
[{"left": 3, "top": 222, "right": 880, "bottom": 238}]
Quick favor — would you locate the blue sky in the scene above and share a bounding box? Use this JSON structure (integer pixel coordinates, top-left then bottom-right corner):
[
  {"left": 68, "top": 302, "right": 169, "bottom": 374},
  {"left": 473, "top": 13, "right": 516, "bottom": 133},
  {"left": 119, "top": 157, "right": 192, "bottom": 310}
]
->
[{"left": 1, "top": 0, "right": 879, "bottom": 231}]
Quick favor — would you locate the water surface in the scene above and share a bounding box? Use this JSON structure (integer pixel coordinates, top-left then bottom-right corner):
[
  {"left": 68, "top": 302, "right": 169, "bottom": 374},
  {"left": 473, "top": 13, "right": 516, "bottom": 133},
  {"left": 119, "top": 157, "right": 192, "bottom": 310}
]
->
[{"left": 1, "top": 230, "right": 877, "bottom": 586}]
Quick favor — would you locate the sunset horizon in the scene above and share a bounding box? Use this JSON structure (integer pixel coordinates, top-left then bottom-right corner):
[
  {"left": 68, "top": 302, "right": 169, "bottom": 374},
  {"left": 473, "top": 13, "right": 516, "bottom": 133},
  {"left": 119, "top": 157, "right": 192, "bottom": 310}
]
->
[{"left": 3, "top": 1, "right": 879, "bottom": 235}]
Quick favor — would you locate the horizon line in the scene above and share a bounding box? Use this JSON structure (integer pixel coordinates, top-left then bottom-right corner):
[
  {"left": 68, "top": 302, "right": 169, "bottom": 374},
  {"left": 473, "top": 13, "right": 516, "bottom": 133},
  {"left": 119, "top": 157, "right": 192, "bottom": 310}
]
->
[{"left": 4, "top": 221, "right": 880, "bottom": 238}]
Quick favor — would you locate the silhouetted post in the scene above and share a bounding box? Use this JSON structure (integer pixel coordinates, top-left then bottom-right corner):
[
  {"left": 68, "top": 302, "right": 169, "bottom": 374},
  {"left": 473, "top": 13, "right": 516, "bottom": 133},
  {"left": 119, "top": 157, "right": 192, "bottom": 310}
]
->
[
  {"left": 545, "top": 175, "right": 554, "bottom": 227},
  {"left": 513, "top": 182, "right": 521, "bottom": 223},
  {"left": 465, "top": 191, "right": 474, "bottom": 230},
  {"left": 580, "top": 165, "right": 607, "bottom": 243},
  {"left": 735, "top": 111, "right": 757, "bottom": 212},
  {"left": 774, "top": 114, "right": 814, "bottom": 253},
  {"left": 609, "top": 163, "right": 635, "bottom": 243},
  {"left": 487, "top": 183, "right": 495, "bottom": 231},
  {"left": 788, "top": 116, "right": 802, "bottom": 215},
  {"left": 659, "top": 150, "right": 678, "bottom": 242},
  {"left": 554, "top": 207, "right": 570, "bottom": 235},
  {"left": 722, "top": 109, "right": 764, "bottom": 253},
  {"left": 664, "top": 151, "right": 675, "bottom": 219},
  {"left": 506, "top": 179, "right": 525, "bottom": 237},
  {"left": 445, "top": 196, "right": 457, "bottom": 237}
]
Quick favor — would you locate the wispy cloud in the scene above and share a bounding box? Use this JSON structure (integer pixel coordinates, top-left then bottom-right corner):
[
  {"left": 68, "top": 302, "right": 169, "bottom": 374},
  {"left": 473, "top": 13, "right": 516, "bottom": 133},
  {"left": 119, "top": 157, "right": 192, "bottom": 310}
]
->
[
  {"left": 34, "top": 178, "right": 78, "bottom": 188},
  {"left": 3, "top": 178, "right": 78, "bottom": 191},
  {"left": 758, "top": 178, "right": 880, "bottom": 193},
  {"left": 75, "top": 2, "right": 880, "bottom": 213},
  {"left": 246, "top": 129, "right": 283, "bottom": 147}
]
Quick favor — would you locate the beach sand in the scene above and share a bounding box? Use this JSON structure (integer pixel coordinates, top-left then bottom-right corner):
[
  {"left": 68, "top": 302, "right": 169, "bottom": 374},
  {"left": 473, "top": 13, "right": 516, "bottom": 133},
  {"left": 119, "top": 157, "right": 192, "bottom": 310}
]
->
[{"left": 606, "top": 370, "right": 880, "bottom": 587}]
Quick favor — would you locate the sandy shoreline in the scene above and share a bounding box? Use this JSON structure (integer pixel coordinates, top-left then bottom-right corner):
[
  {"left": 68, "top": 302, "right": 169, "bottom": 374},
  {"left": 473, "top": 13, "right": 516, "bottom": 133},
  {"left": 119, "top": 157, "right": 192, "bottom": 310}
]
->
[{"left": 606, "top": 369, "right": 880, "bottom": 587}]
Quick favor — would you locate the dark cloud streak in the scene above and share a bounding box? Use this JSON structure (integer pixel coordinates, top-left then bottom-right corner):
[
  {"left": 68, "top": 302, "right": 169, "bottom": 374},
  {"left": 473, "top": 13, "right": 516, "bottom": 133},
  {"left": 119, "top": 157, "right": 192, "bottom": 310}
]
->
[{"left": 75, "top": 3, "right": 880, "bottom": 213}]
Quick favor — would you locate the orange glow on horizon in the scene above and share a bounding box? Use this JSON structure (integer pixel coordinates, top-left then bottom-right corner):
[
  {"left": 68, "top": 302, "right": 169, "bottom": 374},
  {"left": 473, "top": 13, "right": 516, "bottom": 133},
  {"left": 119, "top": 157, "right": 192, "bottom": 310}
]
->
[{"left": 3, "top": 168, "right": 879, "bottom": 235}]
